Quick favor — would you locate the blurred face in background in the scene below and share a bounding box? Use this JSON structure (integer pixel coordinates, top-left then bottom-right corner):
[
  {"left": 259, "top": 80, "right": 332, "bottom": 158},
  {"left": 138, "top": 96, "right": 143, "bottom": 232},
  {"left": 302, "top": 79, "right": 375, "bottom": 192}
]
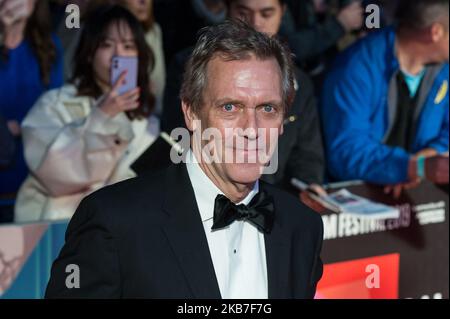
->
[
  {"left": 420, "top": 14, "right": 450, "bottom": 64},
  {"left": 228, "top": 0, "right": 285, "bottom": 36},
  {"left": 0, "top": 0, "right": 36, "bottom": 24},
  {"left": 93, "top": 20, "right": 138, "bottom": 92},
  {"left": 23, "top": 0, "right": 36, "bottom": 18},
  {"left": 434, "top": 16, "right": 449, "bottom": 62},
  {"left": 121, "top": 0, "right": 152, "bottom": 22}
]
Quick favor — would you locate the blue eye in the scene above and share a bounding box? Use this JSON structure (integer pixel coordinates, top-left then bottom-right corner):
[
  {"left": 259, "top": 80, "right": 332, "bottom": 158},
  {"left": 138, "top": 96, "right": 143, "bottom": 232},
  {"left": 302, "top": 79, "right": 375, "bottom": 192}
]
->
[
  {"left": 263, "top": 104, "right": 274, "bottom": 113},
  {"left": 223, "top": 103, "right": 234, "bottom": 112}
]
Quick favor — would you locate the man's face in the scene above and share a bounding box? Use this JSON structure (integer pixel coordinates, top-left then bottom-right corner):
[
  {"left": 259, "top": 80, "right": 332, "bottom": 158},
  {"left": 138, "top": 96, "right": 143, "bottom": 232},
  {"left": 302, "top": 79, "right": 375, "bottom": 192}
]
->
[
  {"left": 183, "top": 56, "right": 284, "bottom": 186},
  {"left": 228, "top": 0, "right": 284, "bottom": 36}
]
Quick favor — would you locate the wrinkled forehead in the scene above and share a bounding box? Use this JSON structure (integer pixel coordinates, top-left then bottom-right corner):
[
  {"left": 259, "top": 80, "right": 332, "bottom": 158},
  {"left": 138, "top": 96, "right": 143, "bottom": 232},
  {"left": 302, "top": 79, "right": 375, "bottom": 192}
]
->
[
  {"left": 204, "top": 55, "right": 283, "bottom": 100},
  {"left": 206, "top": 51, "right": 283, "bottom": 75}
]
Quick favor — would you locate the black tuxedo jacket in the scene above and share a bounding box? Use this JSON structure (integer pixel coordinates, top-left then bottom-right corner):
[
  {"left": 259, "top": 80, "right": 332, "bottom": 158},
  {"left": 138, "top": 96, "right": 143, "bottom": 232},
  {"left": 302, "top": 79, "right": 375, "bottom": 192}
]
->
[{"left": 45, "top": 164, "right": 323, "bottom": 299}]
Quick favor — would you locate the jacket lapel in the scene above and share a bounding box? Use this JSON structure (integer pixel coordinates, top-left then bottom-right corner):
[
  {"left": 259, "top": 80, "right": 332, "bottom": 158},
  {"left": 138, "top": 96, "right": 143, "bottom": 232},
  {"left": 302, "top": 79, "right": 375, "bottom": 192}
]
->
[
  {"left": 161, "top": 166, "right": 293, "bottom": 299},
  {"left": 262, "top": 184, "right": 293, "bottom": 299},
  {"left": 161, "top": 164, "right": 222, "bottom": 299}
]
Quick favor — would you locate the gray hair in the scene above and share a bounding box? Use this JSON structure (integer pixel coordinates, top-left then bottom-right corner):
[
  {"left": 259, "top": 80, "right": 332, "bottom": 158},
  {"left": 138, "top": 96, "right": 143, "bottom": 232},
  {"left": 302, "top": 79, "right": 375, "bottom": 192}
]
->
[{"left": 180, "top": 19, "right": 296, "bottom": 115}]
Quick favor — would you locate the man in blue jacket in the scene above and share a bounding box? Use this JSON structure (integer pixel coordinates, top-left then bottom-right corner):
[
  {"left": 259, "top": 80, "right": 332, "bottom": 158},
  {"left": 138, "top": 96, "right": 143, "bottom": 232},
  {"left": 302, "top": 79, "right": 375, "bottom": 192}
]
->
[{"left": 321, "top": 0, "right": 449, "bottom": 197}]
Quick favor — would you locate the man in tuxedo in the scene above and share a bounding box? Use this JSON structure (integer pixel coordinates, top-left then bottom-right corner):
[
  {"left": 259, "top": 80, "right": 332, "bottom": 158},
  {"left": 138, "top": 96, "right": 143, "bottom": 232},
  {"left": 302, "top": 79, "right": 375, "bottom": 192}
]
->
[{"left": 45, "top": 20, "right": 324, "bottom": 299}]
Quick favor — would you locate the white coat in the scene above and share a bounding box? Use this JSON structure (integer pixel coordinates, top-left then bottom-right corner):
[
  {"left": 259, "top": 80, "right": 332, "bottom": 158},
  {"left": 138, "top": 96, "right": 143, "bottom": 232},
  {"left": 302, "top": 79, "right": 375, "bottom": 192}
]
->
[{"left": 15, "top": 84, "right": 159, "bottom": 222}]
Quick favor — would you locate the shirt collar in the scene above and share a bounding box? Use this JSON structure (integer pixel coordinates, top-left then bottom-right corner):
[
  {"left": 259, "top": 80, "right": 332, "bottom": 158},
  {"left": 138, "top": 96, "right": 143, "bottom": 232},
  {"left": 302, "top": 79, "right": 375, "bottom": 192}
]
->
[{"left": 185, "top": 149, "right": 259, "bottom": 222}]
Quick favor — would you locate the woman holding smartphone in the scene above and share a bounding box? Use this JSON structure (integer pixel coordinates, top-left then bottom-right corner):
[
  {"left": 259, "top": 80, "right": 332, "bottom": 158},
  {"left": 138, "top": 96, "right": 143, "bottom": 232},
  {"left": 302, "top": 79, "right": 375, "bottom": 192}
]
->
[
  {"left": 0, "top": 0, "right": 63, "bottom": 208},
  {"left": 15, "top": 5, "right": 159, "bottom": 222},
  {"left": 120, "top": 0, "right": 166, "bottom": 115}
]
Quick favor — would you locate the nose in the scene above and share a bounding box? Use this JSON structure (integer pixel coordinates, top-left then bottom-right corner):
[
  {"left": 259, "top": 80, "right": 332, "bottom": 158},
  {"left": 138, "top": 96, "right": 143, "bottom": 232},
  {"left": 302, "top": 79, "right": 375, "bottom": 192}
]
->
[
  {"left": 115, "top": 44, "right": 126, "bottom": 57},
  {"left": 253, "top": 14, "right": 265, "bottom": 33},
  {"left": 239, "top": 108, "right": 258, "bottom": 140}
]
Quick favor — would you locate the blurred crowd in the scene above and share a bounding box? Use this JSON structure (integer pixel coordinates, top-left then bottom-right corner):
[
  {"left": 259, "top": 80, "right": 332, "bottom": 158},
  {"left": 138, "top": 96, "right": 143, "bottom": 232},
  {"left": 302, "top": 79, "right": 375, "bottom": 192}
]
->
[{"left": 0, "top": 0, "right": 448, "bottom": 223}]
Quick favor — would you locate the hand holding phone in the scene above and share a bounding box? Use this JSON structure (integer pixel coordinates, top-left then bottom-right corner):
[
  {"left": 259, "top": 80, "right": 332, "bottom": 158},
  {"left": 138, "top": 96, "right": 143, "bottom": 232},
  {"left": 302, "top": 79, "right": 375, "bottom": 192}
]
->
[
  {"left": 111, "top": 56, "right": 138, "bottom": 96},
  {"left": 98, "top": 70, "right": 140, "bottom": 118}
]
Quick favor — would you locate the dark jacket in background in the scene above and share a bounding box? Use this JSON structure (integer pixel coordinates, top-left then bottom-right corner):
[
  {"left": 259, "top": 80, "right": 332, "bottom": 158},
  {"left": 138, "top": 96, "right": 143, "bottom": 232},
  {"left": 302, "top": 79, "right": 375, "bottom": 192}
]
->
[
  {"left": 262, "top": 69, "right": 325, "bottom": 189},
  {"left": 161, "top": 47, "right": 325, "bottom": 191},
  {"left": 0, "top": 115, "right": 15, "bottom": 169},
  {"left": 154, "top": 0, "right": 211, "bottom": 69},
  {"left": 280, "top": 0, "right": 345, "bottom": 68}
]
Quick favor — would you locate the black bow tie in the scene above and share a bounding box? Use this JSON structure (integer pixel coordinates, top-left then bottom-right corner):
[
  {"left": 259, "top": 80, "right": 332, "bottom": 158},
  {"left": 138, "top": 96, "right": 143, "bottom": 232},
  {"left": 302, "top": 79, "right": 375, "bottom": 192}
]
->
[{"left": 211, "top": 190, "right": 275, "bottom": 234}]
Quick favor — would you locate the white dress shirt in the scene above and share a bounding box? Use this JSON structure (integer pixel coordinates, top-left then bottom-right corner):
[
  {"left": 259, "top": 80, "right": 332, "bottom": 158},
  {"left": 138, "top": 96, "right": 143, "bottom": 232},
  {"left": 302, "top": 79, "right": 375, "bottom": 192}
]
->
[{"left": 185, "top": 151, "right": 268, "bottom": 299}]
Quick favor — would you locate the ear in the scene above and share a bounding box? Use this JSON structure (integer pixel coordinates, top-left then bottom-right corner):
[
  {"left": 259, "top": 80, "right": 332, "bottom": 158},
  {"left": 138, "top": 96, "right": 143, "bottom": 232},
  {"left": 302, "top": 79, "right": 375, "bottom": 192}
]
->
[
  {"left": 430, "top": 22, "right": 445, "bottom": 43},
  {"left": 279, "top": 121, "right": 284, "bottom": 136},
  {"left": 181, "top": 100, "right": 198, "bottom": 132}
]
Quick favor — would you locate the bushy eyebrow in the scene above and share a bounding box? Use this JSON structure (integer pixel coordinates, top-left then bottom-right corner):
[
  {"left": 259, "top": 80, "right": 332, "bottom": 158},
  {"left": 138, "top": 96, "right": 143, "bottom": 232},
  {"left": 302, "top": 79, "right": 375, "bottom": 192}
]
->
[
  {"left": 214, "top": 97, "right": 282, "bottom": 108},
  {"left": 214, "top": 98, "right": 243, "bottom": 107}
]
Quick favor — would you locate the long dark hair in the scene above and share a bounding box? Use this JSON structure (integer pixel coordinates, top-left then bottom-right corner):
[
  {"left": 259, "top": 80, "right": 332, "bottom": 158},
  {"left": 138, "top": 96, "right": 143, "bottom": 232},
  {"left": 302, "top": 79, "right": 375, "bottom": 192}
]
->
[
  {"left": 1, "top": 1, "right": 57, "bottom": 86},
  {"left": 71, "top": 5, "right": 155, "bottom": 119}
]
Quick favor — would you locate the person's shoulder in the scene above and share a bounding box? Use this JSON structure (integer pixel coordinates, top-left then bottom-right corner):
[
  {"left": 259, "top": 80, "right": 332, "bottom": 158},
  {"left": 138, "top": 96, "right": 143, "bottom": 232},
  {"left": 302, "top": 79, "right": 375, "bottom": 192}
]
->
[
  {"left": 84, "top": 168, "right": 168, "bottom": 208},
  {"left": 261, "top": 181, "right": 322, "bottom": 230},
  {"left": 325, "top": 28, "right": 395, "bottom": 89},
  {"left": 438, "top": 63, "right": 449, "bottom": 78},
  {"left": 145, "top": 23, "right": 163, "bottom": 45},
  {"left": 333, "top": 27, "right": 394, "bottom": 70},
  {"left": 53, "top": 83, "right": 78, "bottom": 96},
  {"left": 21, "top": 85, "right": 79, "bottom": 128},
  {"left": 72, "top": 168, "right": 170, "bottom": 233},
  {"left": 31, "top": 84, "right": 77, "bottom": 108},
  {"left": 151, "top": 22, "right": 163, "bottom": 37}
]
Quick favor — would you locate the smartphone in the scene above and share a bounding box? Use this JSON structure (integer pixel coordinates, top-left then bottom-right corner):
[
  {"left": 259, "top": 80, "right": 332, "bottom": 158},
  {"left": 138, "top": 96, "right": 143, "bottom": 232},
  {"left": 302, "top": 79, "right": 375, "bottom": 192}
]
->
[{"left": 111, "top": 56, "right": 138, "bottom": 95}]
